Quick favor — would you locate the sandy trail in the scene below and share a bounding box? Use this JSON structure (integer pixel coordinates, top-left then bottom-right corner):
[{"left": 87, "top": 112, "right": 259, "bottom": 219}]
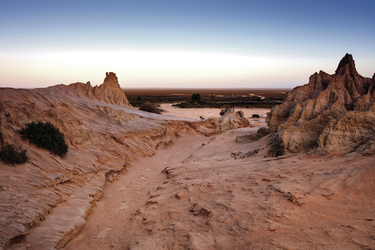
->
[
  {"left": 65, "top": 107, "right": 264, "bottom": 249},
  {"left": 65, "top": 133, "right": 213, "bottom": 249}
]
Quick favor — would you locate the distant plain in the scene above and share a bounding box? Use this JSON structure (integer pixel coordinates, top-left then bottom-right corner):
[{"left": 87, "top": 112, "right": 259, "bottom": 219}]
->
[{"left": 125, "top": 88, "right": 290, "bottom": 109}]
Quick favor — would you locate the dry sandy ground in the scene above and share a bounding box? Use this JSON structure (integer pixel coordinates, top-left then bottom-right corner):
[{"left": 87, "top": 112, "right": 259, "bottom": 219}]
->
[
  {"left": 160, "top": 104, "right": 269, "bottom": 121},
  {"left": 65, "top": 108, "right": 375, "bottom": 249}
]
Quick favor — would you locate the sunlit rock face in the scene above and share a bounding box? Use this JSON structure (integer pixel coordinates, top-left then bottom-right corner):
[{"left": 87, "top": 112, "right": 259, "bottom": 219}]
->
[
  {"left": 49, "top": 72, "right": 131, "bottom": 106},
  {"left": 94, "top": 72, "right": 131, "bottom": 106},
  {"left": 266, "top": 54, "right": 375, "bottom": 156}
]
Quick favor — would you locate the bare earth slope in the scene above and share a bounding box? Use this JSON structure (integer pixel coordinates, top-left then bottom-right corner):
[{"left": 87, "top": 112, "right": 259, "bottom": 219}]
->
[
  {"left": 267, "top": 54, "right": 375, "bottom": 156},
  {"left": 66, "top": 125, "right": 375, "bottom": 249},
  {"left": 0, "top": 73, "right": 249, "bottom": 249}
]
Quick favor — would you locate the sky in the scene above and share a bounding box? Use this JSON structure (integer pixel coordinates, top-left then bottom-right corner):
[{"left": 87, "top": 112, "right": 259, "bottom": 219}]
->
[{"left": 0, "top": 0, "right": 374, "bottom": 89}]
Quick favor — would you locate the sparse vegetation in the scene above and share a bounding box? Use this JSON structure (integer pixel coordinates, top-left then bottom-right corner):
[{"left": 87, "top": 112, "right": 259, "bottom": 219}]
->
[
  {"left": 191, "top": 93, "right": 201, "bottom": 104},
  {"left": 237, "top": 110, "right": 244, "bottom": 118},
  {"left": 210, "top": 94, "right": 216, "bottom": 102},
  {"left": 19, "top": 121, "right": 68, "bottom": 157},
  {"left": 139, "top": 102, "right": 162, "bottom": 114},
  {"left": 126, "top": 89, "right": 288, "bottom": 109},
  {"left": 0, "top": 143, "right": 28, "bottom": 165}
]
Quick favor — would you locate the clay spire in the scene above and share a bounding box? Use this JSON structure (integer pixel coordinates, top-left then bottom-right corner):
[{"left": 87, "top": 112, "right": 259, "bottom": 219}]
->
[
  {"left": 100, "top": 72, "right": 121, "bottom": 90},
  {"left": 335, "top": 53, "right": 358, "bottom": 76}
]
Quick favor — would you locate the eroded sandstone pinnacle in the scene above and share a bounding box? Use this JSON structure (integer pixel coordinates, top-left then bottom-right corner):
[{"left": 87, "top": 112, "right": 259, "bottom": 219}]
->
[
  {"left": 101, "top": 72, "right": 120, "bottom": 89},
  {"left": 95, "top": 72, "right": 131, "bottom": 106},
  {"left": 266, "top": 53, "right": 375, "bottom": 156}
]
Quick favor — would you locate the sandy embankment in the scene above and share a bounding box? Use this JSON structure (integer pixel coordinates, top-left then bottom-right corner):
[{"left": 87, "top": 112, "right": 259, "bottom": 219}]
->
[{"left": 65, "top": 106, "right": 375, "bottom": 249}]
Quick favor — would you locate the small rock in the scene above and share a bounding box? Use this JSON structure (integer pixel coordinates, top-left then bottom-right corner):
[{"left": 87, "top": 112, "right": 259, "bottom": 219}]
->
[
  {"left": 108, "top": 175, "right": 114, "bottom": 182},
  {"left": 289, "top": 194, "right": 298, "bottom": 203},
  {"left": 97, "top": 227, "right": 112, "bottom": 239},
  {"left": 120, "top": 202, "right": 129, "bottom": 210},
  {"left": 190, "top": 202, "right": 212, "bottom": 216},
  {"left": 145, "top": 200, "right": 158, "bottom": 206},
  {"left": 268, "top": 226, "right": 278, "bottom": 231}
]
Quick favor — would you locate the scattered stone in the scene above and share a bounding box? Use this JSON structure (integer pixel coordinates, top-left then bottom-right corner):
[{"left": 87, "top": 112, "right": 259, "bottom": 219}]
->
[
  {"left": 322, "top": 192, "right": 335, "bottom": 200},
  {"left": 145, "top": 200, "right": 158, "bottom": 206},
  {"left": 190, "top": 203, "right": 212, "bottom": 216},
  {"left": 175, "top": 189, "right": 189, "bottom": 200},
  {"left": 271, "top": 185, "right": 284, "bottom": 193},
  {"left": 288, "top": 194, "right": 298, "bottom": 203},
  {"left": 231, "top": 149, "right": 259, "bottom": 159},
  {"left": 268, "top": 226, "right": 278, "bottom": 231}
]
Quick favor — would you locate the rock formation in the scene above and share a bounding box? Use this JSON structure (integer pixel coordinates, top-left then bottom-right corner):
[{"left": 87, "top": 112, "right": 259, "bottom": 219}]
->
[
  {"left": 93, "top": 72, "right": 131, "bottom": 106},
  {"left": 49, "top": 72, "right": 131, "bottom": 106},
  {"left": 0, "top": 73, "right": 249, "bottom": 249},
  {"left": 266, "top": 54, "right": 375, "bottom": 156}
]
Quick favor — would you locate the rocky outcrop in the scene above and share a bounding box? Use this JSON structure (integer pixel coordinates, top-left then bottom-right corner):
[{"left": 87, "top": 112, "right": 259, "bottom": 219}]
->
[
  {"left": 92, "top": 72, "right": 131, "bottom": 106},
  {"left": 0, "top": 72, "right": 249, "bottom": 249},
  {"left": 51, "top": 72, "right": 131, "bottom": 106},
  {"left": 266, "top": 54, "right": 375, "bottom": 156}
]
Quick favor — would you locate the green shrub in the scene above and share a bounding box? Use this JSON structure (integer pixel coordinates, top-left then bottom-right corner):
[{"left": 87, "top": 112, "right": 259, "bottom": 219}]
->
[
  {"left": 0, "top": 143, "right": 28, "bottom": 165},
  {"left": 191, "top": 93, "right": 201, "bottom": 104},
  {"left": 252, "top": 114, "right": 260, "bottom": 118},
  {"left": 139, "top": 102, "right": 161, "bottom": 114},
  {"left": 19, "top": 121, "right": 68, "bottom": 157},
  {"left": 173, "top": 102, "right": 188, "bottom": 108}
]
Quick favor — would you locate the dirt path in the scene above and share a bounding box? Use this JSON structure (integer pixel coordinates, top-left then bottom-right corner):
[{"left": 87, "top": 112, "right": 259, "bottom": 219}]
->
[{"left": 65, "top": 133, "right": 213, "bottom": 249}]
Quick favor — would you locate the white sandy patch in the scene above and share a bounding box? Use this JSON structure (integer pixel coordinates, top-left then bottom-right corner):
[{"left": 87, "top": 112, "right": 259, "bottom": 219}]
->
[
  {"left": 160, "top": 103, "right": 269, "bottom": 120},
  {"left": 160, "top": 103, "right": 270, "bottom": 127}
]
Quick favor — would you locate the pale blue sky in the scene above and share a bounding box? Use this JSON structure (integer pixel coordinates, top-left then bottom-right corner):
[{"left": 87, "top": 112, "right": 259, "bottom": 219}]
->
[{"left": 0, "top": 0, "right": 374, "bottom": 88}]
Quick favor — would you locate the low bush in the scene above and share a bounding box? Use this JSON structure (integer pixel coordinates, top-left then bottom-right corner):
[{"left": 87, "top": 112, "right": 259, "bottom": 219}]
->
[
  {"left": 19, "top": 121, "right": 68, "bottom": 157},
  {"left": 0, "top": 143, "right": 28, "bottom": 165},
  {"left": 139, "top": 102, "right": 161, "bottom": 114},
  {"left": 191, "top": 93, "right": 201, "bottom": 104},
  {"left": 252, "top": 114, "right": 260, "bottom": 118}
]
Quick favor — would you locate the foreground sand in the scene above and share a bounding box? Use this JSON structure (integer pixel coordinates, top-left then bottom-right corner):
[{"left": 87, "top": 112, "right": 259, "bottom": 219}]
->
[{"left": 66, "top": 109, "right": 375, "bottom": 249}]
